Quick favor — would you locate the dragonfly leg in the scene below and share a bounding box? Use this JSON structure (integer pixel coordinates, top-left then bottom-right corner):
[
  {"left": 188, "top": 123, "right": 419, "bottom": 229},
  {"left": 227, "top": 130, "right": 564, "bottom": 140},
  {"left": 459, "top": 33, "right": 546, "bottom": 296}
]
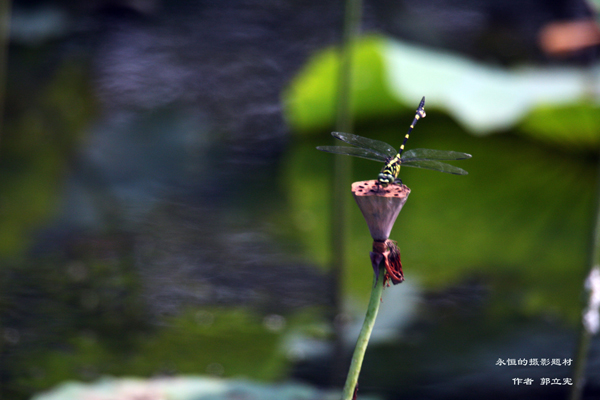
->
[{"left": 394, "top": 178, "right": 403, "bottom": 186}]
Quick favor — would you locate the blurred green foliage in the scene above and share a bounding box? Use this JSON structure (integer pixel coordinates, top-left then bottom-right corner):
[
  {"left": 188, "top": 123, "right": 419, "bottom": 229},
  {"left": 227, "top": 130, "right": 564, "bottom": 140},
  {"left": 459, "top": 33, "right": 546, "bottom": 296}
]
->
[
  {"left": 285, "top": 34, "right": 600, "bottom": 150},
  {"left": 0, "top": 60, "right": 95, "bottom": 258},
  {"left": 522, "top": 102, "right": 600, "bottom": 150},
  {"left": 284, "top": 35, "right": 405, "bottom": 133},
  {"left": 2, "top": 252, "right": 146, "bottom": 398},
  {"left": 24, "top": 308, "right": 289, "bottom": 390},
  {"left": 2, "top": 249, "right": 307, "bottom": 398}
]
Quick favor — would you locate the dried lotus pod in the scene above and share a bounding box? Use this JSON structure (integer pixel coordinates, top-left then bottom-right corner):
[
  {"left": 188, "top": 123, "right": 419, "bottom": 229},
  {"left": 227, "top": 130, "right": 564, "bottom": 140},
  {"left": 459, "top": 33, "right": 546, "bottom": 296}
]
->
[
  {"left": 351, "top": 180, "right": 410, "bottom": 242},
  {"left": 352, "top": 180, "right": 410, "bottom": 285}
]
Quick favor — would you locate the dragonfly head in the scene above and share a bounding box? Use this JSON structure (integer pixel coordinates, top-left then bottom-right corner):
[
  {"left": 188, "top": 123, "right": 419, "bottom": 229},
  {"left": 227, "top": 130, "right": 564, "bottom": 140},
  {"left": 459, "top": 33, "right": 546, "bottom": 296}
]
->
[{"left": 378, "top": 172, "right": 395, "bottom": 186}]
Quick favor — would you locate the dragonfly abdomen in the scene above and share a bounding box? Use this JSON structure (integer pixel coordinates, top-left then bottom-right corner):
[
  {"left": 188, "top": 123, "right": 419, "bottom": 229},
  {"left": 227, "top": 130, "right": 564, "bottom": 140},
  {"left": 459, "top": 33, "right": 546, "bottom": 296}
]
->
[{"left": 378, "top": 97, "right": 425, "bottom": 186}]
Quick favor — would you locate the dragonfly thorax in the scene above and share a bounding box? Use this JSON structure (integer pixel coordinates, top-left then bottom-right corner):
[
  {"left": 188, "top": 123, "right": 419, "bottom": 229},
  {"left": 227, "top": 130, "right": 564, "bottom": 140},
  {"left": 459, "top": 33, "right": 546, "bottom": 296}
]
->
[{"left": 378, "top": 156, "right": 401, "bottom": 186}]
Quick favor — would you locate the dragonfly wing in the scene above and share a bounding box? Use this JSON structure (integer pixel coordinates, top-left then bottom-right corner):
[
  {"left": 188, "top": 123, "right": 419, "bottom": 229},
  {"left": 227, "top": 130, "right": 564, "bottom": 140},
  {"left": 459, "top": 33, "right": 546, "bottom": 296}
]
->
[
  {"left": 401, "top": 159, "right": 469, "bottom": 175},
  {"left": 402, "top": 148, "right": 472, "bottom": 161},
  {"left": 316, "top": 146, "right": 388, "bottom": 163},
  {"left": 332, "top": 132, "right": 397, "bottom": 158}
]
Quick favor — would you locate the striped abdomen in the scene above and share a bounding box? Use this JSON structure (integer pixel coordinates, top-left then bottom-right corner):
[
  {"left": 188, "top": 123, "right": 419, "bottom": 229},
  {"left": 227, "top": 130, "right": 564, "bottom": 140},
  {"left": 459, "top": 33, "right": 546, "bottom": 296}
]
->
[{"left": 378, "top": 97, "right": 426, "bottom": 186}]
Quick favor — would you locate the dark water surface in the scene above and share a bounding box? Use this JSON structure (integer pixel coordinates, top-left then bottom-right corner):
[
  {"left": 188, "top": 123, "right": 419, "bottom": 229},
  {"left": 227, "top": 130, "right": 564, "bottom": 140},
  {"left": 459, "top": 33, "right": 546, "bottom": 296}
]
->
[{"left": 2, "top": 2, "right": 600, "bottom": 400}]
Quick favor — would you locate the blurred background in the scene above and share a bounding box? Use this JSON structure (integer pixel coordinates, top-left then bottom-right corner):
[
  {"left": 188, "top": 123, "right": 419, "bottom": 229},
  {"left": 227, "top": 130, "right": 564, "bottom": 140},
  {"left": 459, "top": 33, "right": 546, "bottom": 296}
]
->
[{"left": 2, "top": 0, "right": 600, "bottom": 399}]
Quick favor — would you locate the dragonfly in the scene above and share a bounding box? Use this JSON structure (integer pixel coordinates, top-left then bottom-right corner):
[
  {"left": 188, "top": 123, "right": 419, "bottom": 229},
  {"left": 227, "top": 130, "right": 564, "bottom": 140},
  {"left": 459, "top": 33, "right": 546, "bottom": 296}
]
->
[{"left": 316, "top": 97, "right": 471, "bottom": 186}]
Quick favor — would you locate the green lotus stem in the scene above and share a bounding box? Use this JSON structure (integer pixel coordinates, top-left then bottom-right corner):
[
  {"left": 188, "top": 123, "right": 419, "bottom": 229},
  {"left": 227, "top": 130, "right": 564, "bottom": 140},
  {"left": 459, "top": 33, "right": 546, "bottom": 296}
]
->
[{"left": 341, "top": 265, "right": 385, "bottom": 400}]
